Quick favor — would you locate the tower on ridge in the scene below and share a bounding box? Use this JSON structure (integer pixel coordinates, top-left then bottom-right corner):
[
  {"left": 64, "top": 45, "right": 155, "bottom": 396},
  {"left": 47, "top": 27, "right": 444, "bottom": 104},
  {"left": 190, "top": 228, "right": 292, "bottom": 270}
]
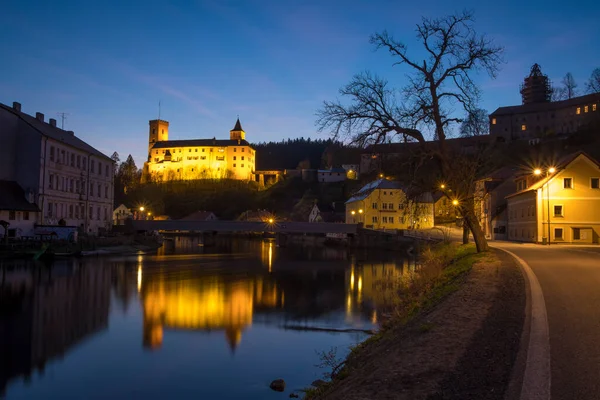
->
[
  {"left": 230, "top": 118, "right": 245, "bottom": 141},
  {"left": 148, "top": 119, "right": 169, "bottom": 155}
]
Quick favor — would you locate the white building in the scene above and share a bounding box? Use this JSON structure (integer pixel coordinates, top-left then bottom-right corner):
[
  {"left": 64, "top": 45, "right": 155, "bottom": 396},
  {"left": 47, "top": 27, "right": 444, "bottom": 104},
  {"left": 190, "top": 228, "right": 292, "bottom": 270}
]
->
[
  {"left": 317, "top": 168, "right": 347, "bottom": 183},
  {"left": 0, "top": 180, "right": 39, "bottom": 239},
  {"left": 113, "top": 204, "right": 133, "bottom": 225},
  {"left": 0, "top": 101, "right": 114, "bottom": 235}
]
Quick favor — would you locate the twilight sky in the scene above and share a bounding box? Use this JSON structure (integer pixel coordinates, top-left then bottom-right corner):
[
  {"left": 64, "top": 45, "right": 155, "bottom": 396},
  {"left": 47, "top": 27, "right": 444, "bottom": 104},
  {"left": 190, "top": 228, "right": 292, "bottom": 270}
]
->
[{"left": 1, "top": 0, "right": 598, "bottom": 167}]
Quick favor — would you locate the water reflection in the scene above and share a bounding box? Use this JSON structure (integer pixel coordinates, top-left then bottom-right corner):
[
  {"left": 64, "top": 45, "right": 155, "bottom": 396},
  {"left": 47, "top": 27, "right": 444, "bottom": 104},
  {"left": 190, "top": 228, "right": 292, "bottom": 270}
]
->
[
  {"left": 0, "top": 260, "right": 110, "bottom": 395},
  {"left": 1, "top": 238, "right": 417, "bottom": 398}
]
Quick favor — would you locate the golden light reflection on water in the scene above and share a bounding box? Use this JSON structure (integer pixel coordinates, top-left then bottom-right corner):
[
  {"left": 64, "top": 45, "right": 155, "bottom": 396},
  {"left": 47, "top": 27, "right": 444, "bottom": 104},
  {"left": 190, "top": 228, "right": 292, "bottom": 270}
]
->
[{"left": 141, "top": 268, "right": 283, "bottom": 351}]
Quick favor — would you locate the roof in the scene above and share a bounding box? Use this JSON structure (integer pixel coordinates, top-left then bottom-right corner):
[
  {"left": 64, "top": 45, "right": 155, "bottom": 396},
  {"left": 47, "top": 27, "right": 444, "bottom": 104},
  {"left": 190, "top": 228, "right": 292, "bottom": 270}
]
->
[
  {"left": 318, "top": 168, "right": 346, "bottom": 174},
  {"left": 0, "top": 103, "right": 112, "bottom": 161},
  {"left": 346, "top": 179, "right": 407, "bottom": 203},
  {"left": 506, "top": 151, "right": 600, "bottom": 199},
  {"left": 490, "top": 93, "right": 600, "bottom": 116},
  {"left": 0, "top": 181, "right": 40, "bottom": 212},
  {"left": 180, "top": 211, "right": 217, "bottom": 221},
  {"left": 232, "top": 118, "right": 243, "bottom": 131},
  {"left": 151, "top": 139, "right": 252, "bottom": 149}
]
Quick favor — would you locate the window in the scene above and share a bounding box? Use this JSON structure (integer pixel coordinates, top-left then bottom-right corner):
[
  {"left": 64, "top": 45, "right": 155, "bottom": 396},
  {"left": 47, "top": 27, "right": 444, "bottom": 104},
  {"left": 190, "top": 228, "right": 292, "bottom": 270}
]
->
[
  {"left": 105, "top": 186, "right": 108, "bottom": 198},
  {"left": 234, "top": 148, "right": 237, "bottom": 152},
  {"left": 241, "top": 156, "right": 244, "bottom": 160},
  {"left": 389, "top": 217, "right": 394, "bottom": 223},
  {"left": 49, "top": 174, "right": 54, "bottom": 188},
  {"left": 563, "top": 178, "right": 573, "bottom": 189},
  {"left": 576, "top": 107, "right": 581, "bottom": 115},
  {"left": 242, "top": 148, "right": 245, "bottom": 152},
  {"left": 202, "top": 148, "right": 205, "bottom": 152},
  {"left": 210, "top": 148, "right": 213, "bottom": 152},
  {"left": 195, "top": 149, "right": 198, "bottom": 152},
  {"left": 23, "top": 211, "right": 29, "bottom": 220},
  {"left": 593, "top": 104, "right": 597, "bottom": 111},
  {"left": 50, "top": 146, "right": 55, "bottom": 161},
  {"left": 90, "top": 184, "right": 94, "bottom": 196},
  {"left": 372, "top": 216, "right": 378, "bottom": 223},
  {"left": 104, "top": 208, "right": 108, "bottom": 221},
  {"left": 75, "top": 205, "right": 79, "bottom": 219},
  {"left": 98, "top": 162, "right": 102, "bottom": 174},
  {"left": 388, "top": 203, "right": 393, "bottom": 210},
  {"left": 77, "top": 155, "right": 81, "bottom": 167},
  {"left": 233, "top": 164, "right": 236, "bottom": 168},
  {"left": 98, "top": 184, "right": 101, "bottom": 196},
  {"left": 584, "top": 105, "right": 589, "bottom": 113},
  {"left": 573, "top": 228, "right": 581, "bottom": 240},
  {"left": 382, "top": 203, "right": 387, "bottom": 209},
  {"left": 8, "top": 211, "right": 15, "bottom": 220},
  {"left": 591, "top": 178, "right": 599, "bottom": 189},
  {"left": 69, "top": 205, "right": 73, "bottom": 218},
  {"left": 71, "top": 154, "right": 75, "bottom": 166},
  {"left": 91, "top": 160, "right": 95, "bottom": 173},
  {"left": 70, "top": 179, "right": 74, "bottom": 192},
  {"left": 554, "top": 205, "right": 563, "bottom": 217},
  {"left": 233, "top": 156, "right": 237, "bottom": 160},
  {"left": 83, "top": 157, "right": 87, "bottom": 169},
  {"left": 200, "top": 156, "right": 206, "bottom": 160},
  {"left": 554, "top": 228, "right": 563, "bottom": 240},
  {"left": 48, "top": 202, "right": 53, "bottom": 217},
  {"left": 372, "top": 202, "right": 378, "bottom": 209},
  {"left": 97, "top": 207, "right": 101, "bottom": 221},
  {"left": 89, "top": 206, "right": 93, "bottom": 219},
  {"left": 382, "top": 216, "right": 388, "bottom": 223},
  {"left": 521, "top": 124, "right": 527, "bottom": 131},
  {"left": 492, "top": 118, "right": 496, "bottom": 125},
  {"left": 241, "top": 164, "right": 244, "bottom": 168},
  {"left": 105, "top": 165, "right": 109, "bottom": 177}
]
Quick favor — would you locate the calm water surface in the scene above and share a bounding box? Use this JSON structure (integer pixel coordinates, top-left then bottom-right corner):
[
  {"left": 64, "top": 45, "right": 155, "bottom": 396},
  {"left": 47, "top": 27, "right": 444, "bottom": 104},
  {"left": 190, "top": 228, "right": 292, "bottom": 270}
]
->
[{"left": 0, "top": 238, "right": 416, "bottom": 399}]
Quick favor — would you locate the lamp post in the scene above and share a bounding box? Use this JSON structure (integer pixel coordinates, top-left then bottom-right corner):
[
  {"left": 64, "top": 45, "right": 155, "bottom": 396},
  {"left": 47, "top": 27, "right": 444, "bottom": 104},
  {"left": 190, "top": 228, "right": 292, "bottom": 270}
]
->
[{"left": 534, "top": 167, "right": 556, "bottom": 245}]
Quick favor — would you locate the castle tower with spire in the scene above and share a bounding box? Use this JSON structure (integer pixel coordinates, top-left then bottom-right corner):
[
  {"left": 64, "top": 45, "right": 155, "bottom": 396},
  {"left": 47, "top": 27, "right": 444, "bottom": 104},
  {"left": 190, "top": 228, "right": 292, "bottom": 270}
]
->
[{"left": 230, "top": 118, "right": 245, "bottom": 141}]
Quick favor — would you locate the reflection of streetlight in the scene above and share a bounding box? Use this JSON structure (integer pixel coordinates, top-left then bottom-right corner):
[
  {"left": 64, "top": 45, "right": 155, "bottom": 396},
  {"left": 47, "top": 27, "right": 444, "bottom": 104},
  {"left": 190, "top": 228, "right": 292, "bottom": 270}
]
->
[{"left": 534, "top": 166, "right": 556, "bottom": 245}]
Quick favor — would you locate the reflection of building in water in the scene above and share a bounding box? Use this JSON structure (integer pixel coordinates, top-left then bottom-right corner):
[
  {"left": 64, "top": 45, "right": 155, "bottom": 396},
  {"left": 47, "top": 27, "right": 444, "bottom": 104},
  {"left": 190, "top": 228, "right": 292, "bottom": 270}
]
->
[
  {"left": 345, "top": 258, "right": 417, "bottom": 321},
  {"left": 0, "top": 262, "right": 111, "bottom": 394},
  {"left": 141, "top": 272, "right": 282, "bottom": 351}
]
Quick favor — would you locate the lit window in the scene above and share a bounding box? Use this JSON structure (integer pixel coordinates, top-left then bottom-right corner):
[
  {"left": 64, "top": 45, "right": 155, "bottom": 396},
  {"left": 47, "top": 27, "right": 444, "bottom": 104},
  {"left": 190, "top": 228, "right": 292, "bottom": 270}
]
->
[
  {"left": 563, "top": 178, "right": 573, "bottom": 189},
  {"left": 584, "top": 105, "right": 589, "bottom": 113},
  {"left": 593, "top": 104, "right": 597, "bottom": 111},
  {"left": 233, "top": 164, "right": 236, "bottom": 168},
  {"left": 521, "top": 124, "right": 526, "bottom": 131},
  {"left": 554, "top": 228, "right": 563, "bottom": 239},
  {"left": 576, "top": 107, "right": 581, "bottom": 114},
  {"left": 372, "top": 203, "right": 377, "bottom": 209},
  {"left": 591, "top": 178, "right": 599, "bottom": 189},
  {"left": 554, "top": 205, "right": 563, "bottom": 217},
  {"left": 492, "top": 118, "right": 497, "bottom": 125}
]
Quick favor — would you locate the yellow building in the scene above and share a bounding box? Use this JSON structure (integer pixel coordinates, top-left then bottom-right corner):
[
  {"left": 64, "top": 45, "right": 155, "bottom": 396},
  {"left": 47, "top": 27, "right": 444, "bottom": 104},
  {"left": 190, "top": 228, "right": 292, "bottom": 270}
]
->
[
  {"left": 143, "top": 118, "right": 256, "bottom": 182},
  {"left": 506, "top": 152, "right": 600, "bottom": 244},
  {"left": 345, "top": 179, "right": 434, "bottom": 230}
]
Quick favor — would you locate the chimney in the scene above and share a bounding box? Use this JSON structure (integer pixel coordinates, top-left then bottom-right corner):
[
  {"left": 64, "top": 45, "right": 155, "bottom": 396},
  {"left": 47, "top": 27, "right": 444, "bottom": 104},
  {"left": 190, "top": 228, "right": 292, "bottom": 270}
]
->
[
  {"left": 66, "top": 130, "right": 75, "bottom": 136},
  {"left": 12, "top": 102, "right": 21, "bottom": 112},
  {"left": 36, "top": 112, "right": 44, "bottom": 122},
  {"left": 49, "top": 118, "right": 57, "bottom": 127}
]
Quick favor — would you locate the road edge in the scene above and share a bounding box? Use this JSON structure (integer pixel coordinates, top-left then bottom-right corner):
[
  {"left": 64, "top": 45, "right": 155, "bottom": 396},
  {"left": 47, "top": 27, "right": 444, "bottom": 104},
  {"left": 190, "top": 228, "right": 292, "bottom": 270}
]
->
[{"left": 494, "top": 247, "right": 551, "bottom": 400}]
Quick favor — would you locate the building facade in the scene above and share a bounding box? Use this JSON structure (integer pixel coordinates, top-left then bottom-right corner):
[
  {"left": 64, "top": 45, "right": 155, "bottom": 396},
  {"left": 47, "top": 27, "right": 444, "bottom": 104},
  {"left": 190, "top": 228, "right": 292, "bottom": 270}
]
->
[
  {"left": 143, "top": 118, "right": 256, "bottom": 182},
  {"left": 345, "top": 179, "right": 434, "bottom": 230},
  {"left": 0, "top": 180, "right": 40, "bottom": 238},
  {"left": 506, "top": 152, "right": 600, "bottom": 244},
  {"left": 475, "top": 167, "right": 517, "bottom": 241},
  {"left": 0, "top": 102, "right": 114, "bottom": 234}
]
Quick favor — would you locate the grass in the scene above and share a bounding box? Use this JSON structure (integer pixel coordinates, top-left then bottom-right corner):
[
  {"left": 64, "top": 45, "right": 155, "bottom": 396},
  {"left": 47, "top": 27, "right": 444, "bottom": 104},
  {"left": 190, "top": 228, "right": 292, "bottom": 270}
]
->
[{"left": 304, "top": 243, "right": 487, "bottom": 399}]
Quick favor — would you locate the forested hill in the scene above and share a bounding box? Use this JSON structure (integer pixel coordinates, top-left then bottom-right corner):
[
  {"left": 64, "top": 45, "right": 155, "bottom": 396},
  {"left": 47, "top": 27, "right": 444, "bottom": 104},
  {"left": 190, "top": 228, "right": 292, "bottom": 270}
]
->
[{"left": 252, "top": 138, "right": 336, "bottom": 170}]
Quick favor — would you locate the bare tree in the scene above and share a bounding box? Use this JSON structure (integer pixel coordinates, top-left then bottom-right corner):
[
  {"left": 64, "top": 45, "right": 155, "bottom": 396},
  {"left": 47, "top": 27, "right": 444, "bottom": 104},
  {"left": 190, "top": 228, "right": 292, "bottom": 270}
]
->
[
  {"left": 561, "top": 72, "right": 578, "bottom": 99},
  {"left": 316, "top": 11, "right": 503, "bottom": 252},
  {"left": 460, "top": 108, "right": 488, "bottom": 137},
  {"left": 551, "top": 87, "right": 567, "bottom": 102},
  {"left": 586, "top": 68, "right": 600, "bottom": 94}
]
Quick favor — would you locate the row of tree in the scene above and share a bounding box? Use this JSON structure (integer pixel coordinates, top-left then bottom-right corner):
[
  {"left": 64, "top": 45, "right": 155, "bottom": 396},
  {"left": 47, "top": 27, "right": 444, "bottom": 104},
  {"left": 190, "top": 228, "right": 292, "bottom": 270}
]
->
[{"left": 553, "top": 69, "right": 600, "bottom": 100}]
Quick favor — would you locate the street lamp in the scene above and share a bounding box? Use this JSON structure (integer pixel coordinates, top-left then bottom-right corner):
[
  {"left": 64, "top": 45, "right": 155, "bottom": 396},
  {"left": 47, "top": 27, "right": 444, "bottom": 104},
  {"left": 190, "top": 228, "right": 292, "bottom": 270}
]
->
[
  {"left": 452, "top": 199, "right": 459, "bottom": 206},
  {"left": 268, "top": 218, "right": 274, "bottom": 224},
  {"left": 139, "top": 206, "right": 145, "bottom": 212},
  {"left": 440, "top": 184, "right": 446, "bottom": 190},
  {"left": 534, "top": 167, "right": 556, "bottom": 245}
]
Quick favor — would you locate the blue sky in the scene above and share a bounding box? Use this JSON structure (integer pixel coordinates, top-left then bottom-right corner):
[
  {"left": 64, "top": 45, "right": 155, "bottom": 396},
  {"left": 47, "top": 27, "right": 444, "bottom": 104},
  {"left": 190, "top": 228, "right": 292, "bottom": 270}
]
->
[{"left": 1, "top": 0, "right": 598, "bottom": 167}]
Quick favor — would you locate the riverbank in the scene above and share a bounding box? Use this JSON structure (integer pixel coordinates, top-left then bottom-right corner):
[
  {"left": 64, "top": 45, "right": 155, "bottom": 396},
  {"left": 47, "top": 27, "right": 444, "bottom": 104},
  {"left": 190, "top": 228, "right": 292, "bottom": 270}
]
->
[{"left": 305, "top": 244, "right": 525, "bottom": 399}]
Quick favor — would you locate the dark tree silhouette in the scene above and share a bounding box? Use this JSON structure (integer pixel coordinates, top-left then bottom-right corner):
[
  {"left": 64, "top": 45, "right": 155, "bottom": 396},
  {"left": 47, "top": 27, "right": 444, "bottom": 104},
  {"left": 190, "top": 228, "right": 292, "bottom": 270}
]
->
[
  {"left": 586, "top": 68, "right": 600, "bottom": 94},
  {"left": 317, "top": 11, "right": 504, "bottom": 252},
  {"left": 460, "top": 109, "right": 489, "bottom": 137}
]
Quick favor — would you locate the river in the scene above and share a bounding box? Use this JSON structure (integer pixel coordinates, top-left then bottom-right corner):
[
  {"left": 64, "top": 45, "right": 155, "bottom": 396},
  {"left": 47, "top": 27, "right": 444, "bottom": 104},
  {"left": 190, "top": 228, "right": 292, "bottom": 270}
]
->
[{"left": 0, "top": 237, "right": 417, "bottom": 399}]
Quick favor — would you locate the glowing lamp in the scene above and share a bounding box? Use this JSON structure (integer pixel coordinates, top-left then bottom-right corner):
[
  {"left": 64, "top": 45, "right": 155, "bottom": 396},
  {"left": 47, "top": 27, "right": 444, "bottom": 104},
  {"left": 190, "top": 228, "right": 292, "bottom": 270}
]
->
[
  {"left": 452, "top": 199, "right": 459, "bottom": 206},
  {"left": 549, "top": 167, "right": 556, "bottom": 174},
  {"left": 534, "top": 169, "right": 542, "bottom": 176}
]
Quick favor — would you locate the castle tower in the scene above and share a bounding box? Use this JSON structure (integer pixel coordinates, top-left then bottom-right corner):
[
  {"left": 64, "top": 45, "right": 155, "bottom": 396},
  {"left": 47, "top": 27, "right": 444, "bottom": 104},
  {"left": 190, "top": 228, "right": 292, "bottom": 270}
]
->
[
  {"left": 520, "top": 64, "right": 552, "bottom": 105},
  {"left": 229, "top": 118, "right": 245, "bottom": 141},
  {"left": 148, "top": 119, "right": 169, "bottom": 155}
]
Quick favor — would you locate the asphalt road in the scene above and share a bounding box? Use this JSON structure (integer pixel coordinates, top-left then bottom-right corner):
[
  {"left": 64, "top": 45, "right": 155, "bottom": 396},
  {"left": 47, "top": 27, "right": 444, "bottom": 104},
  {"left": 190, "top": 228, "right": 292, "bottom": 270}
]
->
[{"left": 493, "top": 242, "right": 600, "bottom": 400}]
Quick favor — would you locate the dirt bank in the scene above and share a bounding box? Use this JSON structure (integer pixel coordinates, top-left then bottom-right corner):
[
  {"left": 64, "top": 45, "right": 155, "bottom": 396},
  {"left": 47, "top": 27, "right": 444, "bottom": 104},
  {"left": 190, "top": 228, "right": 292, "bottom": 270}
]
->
[{"left": 309, "top": 248, "right": 525, "bottom": 400}]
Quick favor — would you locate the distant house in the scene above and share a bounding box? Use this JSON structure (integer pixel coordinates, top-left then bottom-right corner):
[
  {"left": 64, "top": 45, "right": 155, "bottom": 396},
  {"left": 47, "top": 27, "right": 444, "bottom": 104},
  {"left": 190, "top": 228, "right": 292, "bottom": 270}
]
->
[
  {"left": 180, "top": 211, "right": 218, "bottom": 221},
  {"left": 317, "top": 168, "right": 347, "bottom": 183},
  {"left": 475, "top": 167, "right": 517, "bottom": 241},
  {"left": 0, "top": 180, "right": 40, "bottom": 239},
  {"left": 345, "top": 179, "right": 434, "bottom": 230},
  {"left": 113, "top": 204, "right": 133, "bottom": 225},
  {"left": 308, "top": 202, "right": 345, "bottom": 223},
  {"left": 237, "top": 210, "right": 275, "bottom": 222},
  {"left": 433, "top": 192, "right": 456, "bottom": 224},
  {"left": 506, "top": 151, "right": 600, "bottom": 244}
]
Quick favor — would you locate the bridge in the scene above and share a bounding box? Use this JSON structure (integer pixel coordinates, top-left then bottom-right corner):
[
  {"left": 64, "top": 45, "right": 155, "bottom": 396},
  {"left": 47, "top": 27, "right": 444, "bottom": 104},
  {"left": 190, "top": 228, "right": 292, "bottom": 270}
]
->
[{"left": 132, "top": 220, "right": 359, "bottom": 235}]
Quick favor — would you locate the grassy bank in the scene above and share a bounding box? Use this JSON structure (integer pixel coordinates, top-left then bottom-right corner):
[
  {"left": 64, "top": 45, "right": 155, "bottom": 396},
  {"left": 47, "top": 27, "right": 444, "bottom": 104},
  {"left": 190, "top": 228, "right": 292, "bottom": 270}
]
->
[{"left": 305, "top": 243, "right": 489, "bottom": 399}]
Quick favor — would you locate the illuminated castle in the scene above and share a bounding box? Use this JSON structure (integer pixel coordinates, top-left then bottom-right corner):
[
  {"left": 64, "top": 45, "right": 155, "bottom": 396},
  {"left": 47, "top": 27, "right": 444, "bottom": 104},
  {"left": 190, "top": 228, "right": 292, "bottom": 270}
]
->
[{"left": 142, "top": 118, "right": 256, "bottom": 182}]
